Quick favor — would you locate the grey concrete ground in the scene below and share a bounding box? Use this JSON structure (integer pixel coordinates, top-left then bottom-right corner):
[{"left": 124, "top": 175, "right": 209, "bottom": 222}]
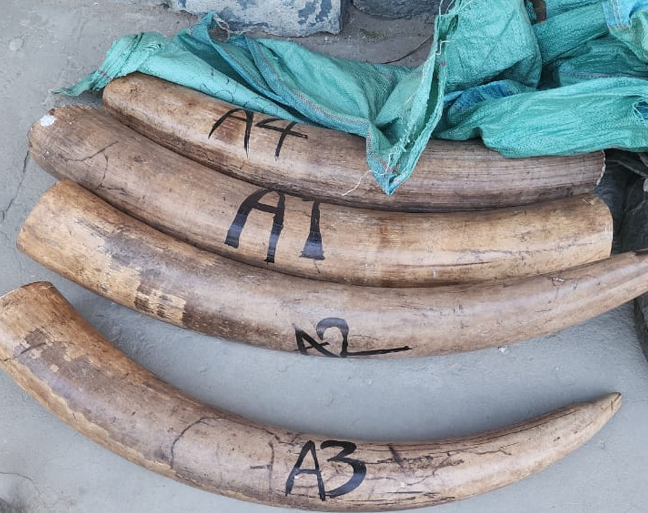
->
[{"left": 1, "top": 1, "right": 647, "bottom": 512}]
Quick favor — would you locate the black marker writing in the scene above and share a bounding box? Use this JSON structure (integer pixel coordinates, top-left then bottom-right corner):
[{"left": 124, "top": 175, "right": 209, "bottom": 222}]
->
[
  {"left": 295, "top": 318, "right": 412, "bottom": 357},
  {"left": 209, "top": 108, "right": 255, "bottom": 157},
  {"left": 256, "top": 117, "right": 308, "bottom": 159},
  {"left": 227, "top": 189, "right": 325, "bottom": 263},
  {"left": 300, "top": 200, "right": 324, "bottom": 260},
  {"left": 285, "top": 440, "right": 366, "bottom": 501},
  {"left": 226, "top": 189, "right": 285, "bottom": 264},
  {"left": 285, "top": 441, "right": 326, "bottom": 501},
  {"left": 209, "top": 111, "right": 307, "bottom": 159}
]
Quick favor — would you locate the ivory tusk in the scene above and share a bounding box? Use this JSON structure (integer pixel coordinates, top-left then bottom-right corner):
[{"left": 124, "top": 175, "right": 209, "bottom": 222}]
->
[
  {"left": 28, "top": 105, "right": 612, "bottom": 287},
  {"left": 17, "top": 181, "right": 648, "bottom": 358},
  {"left": 102, "top": 72, "right": 605, "bottom": 212},
  {"left": 0, "top": 282, "right": 622, "bottom": 511}
]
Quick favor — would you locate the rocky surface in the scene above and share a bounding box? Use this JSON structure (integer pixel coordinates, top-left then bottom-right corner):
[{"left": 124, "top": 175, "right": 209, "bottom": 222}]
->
[
  {"left": 352, "top": 0, "right": 441, "bottom": 21},
  {"left": 165, "top": 0, "right": 349, "bottom": 36}
]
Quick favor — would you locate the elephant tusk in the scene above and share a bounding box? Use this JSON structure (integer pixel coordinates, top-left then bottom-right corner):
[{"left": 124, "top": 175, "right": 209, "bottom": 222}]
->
[
  {"left": 0, "top": 281, "right": 622, "bottom": 511},
  {"left": 17, "top": 181, "right": 648, "bottom": 358},
  {"left": 102, "top": 72, "right": 606, "bottom": 213},
  {"left": 28, "top": 105, "right": 612, "bottom": 287}
]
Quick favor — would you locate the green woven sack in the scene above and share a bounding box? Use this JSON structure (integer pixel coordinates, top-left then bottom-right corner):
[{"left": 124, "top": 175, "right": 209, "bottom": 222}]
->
[{"left": 61, "top": 0, "right": 648, "bottom": 195}]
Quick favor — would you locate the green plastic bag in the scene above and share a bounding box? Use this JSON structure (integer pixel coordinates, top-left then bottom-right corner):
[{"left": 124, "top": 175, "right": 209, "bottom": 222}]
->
[{"left": 61, "top": 0, "right": 648, "bottom": 195}]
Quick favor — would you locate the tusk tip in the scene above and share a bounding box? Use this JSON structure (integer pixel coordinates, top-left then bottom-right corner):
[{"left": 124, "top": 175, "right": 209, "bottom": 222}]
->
[{"left": 601, "top": 392, "right": 622, "bottom": 414}]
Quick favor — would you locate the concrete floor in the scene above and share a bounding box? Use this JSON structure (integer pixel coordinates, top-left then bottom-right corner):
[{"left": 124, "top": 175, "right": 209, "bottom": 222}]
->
[{"left": 1, "top": 1, "right": 648, "bottom": 512}]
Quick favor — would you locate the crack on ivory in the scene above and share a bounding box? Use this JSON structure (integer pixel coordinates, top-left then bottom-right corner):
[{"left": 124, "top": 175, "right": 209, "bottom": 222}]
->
[
  {"left": 388, "top": 444, "right": 404, "bottom": 468},
  {"left": 64, "top": 141, "right": 119, "bottom": 163},
  {"left": 169, "top": 416, "right": 219, "bottom": 470},
  {"left": 1, "top": 342, "right": 47, "bottom": 363}
]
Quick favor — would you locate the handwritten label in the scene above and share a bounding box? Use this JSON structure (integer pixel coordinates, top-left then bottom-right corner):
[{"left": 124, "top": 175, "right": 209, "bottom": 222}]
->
[
  {"left": 210, "top": 109, "right": 308, "bottom": 159},
  {"left": 226, "top": 189, "right": 286, "bottom": 264},
  {"left": 209, "top": 108, "right": 254, "bottom": 156},
  {"left": 226, "top": 188, "right": 325, "bottom": 263},
  {"left": 285, "top": 440, "right": 366, "bottom": 501},
  {"left": 256, "top": 117, "right": 308, "bottom": 159},
  {"left": 300, "top": 200, "right": 324, "bottom": 261},
  {"left": 295, "top": 318, "right": 412, "bottom": 357}
]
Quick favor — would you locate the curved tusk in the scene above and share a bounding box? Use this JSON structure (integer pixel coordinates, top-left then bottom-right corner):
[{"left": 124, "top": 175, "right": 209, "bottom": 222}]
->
[
  {"left": 0, "top": 282, "right": 622, "bottom": 511},
  {"left": 28, "top": 105, "right": 612, "bottom": 287},
  {"left": 17, "top": 181, "right": 648, "bottom": 358},
  {"left": 102, "top": 72, "right": 606, "bottom": 212}
]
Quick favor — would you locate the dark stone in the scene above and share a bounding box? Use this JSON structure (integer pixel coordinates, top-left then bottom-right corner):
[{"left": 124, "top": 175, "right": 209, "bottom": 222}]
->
[
  {"left": 351, "top": 0, "right": 442, "bottom": 20},
  {"left": 166, "top": 0, "right": 349, "bottom": 36}
]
